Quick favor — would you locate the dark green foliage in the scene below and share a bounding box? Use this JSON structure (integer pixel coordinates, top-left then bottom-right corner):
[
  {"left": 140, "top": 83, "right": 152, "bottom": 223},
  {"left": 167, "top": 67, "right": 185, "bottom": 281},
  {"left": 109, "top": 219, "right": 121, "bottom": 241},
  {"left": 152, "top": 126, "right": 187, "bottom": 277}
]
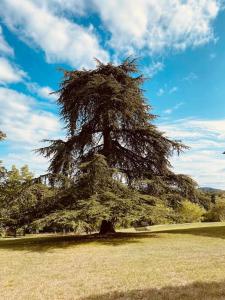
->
[
  {"left": 0, "top": 62, "right": 212, "bottom": 235},
  {"left": 139, "top": 200, "right": 175, "bottom": 225},
  {"left": 204, "top": 197, "right": 225, "bottom": 221},
  {"left": 37, "top": 59, "right": 185, "bottom": 182},
  {"left": 0, "top": 165, "right": 56, "bottom": 233},
  {"left": 134, "top": 174, "right": 198, "bottom": 208},
  {"left": 30, "top": 210, "right": 82, "bottom": 233},
  {"left": 0, "top": 165, "right": 34, "bottom": 207},
  {"left": 34, "top": 59, "right": 207, "bottom": 233},
  {"left": 31, "top": 155, "right": 143, "bottom": 233},
  {"left": 196, "top": 191, "right": 214, "bottom": 210}
]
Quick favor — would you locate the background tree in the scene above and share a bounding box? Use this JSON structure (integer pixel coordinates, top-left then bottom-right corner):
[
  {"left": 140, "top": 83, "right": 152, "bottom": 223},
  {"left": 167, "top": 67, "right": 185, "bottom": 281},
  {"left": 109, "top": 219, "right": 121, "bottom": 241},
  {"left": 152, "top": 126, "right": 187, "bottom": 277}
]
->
[
  {"left": 204, "top": 196, "right": 225, "bottom": 221},
  {"left": 0, "top": 165, "right": 56, "bottom": 236}
]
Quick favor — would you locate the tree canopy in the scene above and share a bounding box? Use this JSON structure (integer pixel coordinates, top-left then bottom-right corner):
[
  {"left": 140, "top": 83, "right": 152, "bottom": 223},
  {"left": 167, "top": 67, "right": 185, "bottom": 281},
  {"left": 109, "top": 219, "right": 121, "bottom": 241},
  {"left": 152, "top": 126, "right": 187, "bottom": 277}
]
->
[
  {"left": 38, "top": 59, "right": 185, "bottom": 182},
  {"left": 0, "top": 61, "right": 209, "bottom": 236},
  {"left": 34, "top": 59, "right": 200, "bottom": 233}
]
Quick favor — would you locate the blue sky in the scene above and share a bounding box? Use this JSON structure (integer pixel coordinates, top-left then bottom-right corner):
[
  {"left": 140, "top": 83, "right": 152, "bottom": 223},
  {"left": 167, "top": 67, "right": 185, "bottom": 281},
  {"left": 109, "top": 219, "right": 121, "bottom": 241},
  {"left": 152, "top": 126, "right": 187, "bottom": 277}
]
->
[{"left": 0, "top": 0, "right": 225, "bottom": 188}]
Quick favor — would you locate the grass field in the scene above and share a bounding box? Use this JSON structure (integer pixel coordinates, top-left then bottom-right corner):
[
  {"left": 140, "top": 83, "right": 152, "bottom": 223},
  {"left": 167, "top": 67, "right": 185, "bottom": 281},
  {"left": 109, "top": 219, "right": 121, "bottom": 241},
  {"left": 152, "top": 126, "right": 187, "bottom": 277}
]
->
[{"left": 1, "top": 222, "right": 225, "bottom": 299}]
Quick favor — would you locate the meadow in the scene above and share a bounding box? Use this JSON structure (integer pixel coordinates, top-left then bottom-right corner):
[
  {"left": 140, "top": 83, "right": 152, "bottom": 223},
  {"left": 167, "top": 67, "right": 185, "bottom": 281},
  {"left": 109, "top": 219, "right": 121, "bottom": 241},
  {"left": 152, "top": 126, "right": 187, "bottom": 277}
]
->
[{"left": 1, "top": 222, "right": 225, "bottom": 299}]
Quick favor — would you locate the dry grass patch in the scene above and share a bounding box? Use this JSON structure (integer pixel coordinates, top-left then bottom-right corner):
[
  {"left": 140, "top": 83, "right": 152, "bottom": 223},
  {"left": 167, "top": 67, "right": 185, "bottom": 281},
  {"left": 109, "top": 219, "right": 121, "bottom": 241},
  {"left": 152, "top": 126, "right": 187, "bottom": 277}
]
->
[{"left": 1, "top": 223, "right": 225, "bottom": 299}]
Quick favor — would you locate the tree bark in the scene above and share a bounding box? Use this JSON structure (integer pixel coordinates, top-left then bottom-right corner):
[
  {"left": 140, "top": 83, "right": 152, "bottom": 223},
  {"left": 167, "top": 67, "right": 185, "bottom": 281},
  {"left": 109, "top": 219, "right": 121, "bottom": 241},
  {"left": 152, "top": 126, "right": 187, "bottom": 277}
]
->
[
  {"left": 103, "top": 127, "right": 112, "bottom": 158},
  {"left": 99, "top": 220, "right": 115, "bottom": 234}
]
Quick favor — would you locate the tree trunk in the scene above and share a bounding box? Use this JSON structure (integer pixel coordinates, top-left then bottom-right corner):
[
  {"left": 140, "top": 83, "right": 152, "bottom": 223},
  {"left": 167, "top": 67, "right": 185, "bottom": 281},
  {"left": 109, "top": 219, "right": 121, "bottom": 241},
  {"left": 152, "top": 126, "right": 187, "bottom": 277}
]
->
[
  {"left": 2, "top": 227, "right": 16, "bottom": 238},
  {"left": 103, "top": 128, "right": 112, "bottom": 158},
  {"left": 99, "top": 220, "right": 115, "bottom": 234}
]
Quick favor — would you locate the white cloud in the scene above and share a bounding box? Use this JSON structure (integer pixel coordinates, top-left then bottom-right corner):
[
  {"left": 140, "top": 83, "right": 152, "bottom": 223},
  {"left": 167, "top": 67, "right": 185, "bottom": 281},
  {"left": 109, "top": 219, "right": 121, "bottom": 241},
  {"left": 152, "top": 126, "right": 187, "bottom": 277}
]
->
[
  {"left": 0, "top": 57, "right": 27, "bottom": 84},
  {"left": 143, "top": 61, "right": 164, "bottom": 78},
  {"left": 171, "top": 150, "right": 225, "bottom": 189},
  {"left": 26, "top": 82, "right": 57, "bottom": 102},
  {"left": 157, "top": 85, "right": 178, "bottom": 97},
  {"left": 0, "top": 0, "right": 109, "bottom": 69},
  {"left": 0, "top": 25, "right": 14, "bottom": 56},
  {"left": 157, "top": 88, "right": 165, "bottom": 97},
  {"left": 163, "top": 109, "right": 173, "bottom": 115},
  {"left": 36, "top": 0, "right": 88, "bottom": 17},
  {"left": 37, "top": 86, "right": 57, "bottom": 101},
  {"left": 188, "top": 120, "right": 225, "bottom": 139},
  {"left": 3, "top": 152, "right": 49, "bottom": 177},
  {"left": 169, "top": 86, "right": 178, "bottom": 94},
  {"left": 159, "top": 118, "right": 225, "bottom": 188},
  {"left": 93, "top": 0, "right": 221, "bottom": 55},
  {"left": 1, "top": 0, "right": 220, "bottom": 65},
  {"left": 0, "top": 87, "right": 61, "bottom": 144},
  {"left": 163, "top": 102, "right": 184, "bottom": 115},
  {"left": 0, "top": 87, "right": 63, "bottom": 174},
  {"left": 183, "top": 72, "right": 198, "bottom": 81}
]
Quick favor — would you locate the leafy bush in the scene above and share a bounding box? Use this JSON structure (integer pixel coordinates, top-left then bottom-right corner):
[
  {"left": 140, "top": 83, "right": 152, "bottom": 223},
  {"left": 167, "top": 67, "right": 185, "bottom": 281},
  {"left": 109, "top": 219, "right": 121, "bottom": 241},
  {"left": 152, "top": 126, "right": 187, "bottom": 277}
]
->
[
  {"left": 143, "top": 201, "right": 175, "bottom": 225},
  {"left": 176, "top": 200, "right": 205, "bottom": 223},
  {"left": 204, "top": 199, "right": 225, "bottom": 222}
]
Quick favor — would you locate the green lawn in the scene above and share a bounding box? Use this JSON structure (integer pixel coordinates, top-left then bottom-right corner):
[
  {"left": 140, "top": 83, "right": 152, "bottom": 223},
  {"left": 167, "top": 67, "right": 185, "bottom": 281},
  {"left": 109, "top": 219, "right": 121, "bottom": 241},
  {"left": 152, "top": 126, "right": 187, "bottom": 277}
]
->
[{"left": 1, "top": 223, "right": 225, "bottom": 299}]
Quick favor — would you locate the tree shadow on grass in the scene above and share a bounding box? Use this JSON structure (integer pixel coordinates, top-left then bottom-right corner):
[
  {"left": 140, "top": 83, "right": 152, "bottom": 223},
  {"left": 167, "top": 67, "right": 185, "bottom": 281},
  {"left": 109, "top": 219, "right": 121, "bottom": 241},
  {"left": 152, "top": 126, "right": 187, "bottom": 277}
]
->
[
  {"left": 0, "top": 232, "right": 155, "bottom": 252},
  {"left": 1, "top": 225, "right": 224, "bottom": 252},
  {"left": 82, "top": 280, "right": 225, "bottom": 300},
  {"left": 157, "top": 225, "right": 225, "bottom": 240}
]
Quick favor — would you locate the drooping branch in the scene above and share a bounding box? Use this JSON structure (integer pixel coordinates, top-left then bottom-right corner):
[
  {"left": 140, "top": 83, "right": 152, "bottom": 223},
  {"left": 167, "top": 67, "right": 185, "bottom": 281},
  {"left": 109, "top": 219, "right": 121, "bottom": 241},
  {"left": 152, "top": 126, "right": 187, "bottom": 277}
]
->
[{"left": 37, "top": 58, "right": 188, "bottom": 184}]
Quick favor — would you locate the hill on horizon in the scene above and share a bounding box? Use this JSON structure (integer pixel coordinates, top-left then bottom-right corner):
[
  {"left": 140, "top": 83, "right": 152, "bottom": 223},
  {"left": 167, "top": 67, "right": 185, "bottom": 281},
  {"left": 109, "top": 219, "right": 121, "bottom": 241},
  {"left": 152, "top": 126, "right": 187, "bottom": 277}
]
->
[{"left": 199, "top": 187, "right": 225, "bottom": 193}]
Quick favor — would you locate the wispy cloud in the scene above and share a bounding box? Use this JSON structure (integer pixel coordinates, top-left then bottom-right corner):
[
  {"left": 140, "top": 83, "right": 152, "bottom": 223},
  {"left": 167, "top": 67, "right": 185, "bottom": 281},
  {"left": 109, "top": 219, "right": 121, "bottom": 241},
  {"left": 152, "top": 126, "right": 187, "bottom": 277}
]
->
[
  {"left": 0, "top": 87, "right": 61, "bottom": 144},
  {"left": 163, "top": 102, "right": 183, "bottom": 115},
  {"left": 93, "top": 0, "right": 221, "bottom": 55},
  {"left": 0, "top": 87, "right": 64, "bottom": 174},
  {"left": 157, "top": 88, "right": 165, "bottom": 97},
  {"left": 1, "top": 0, "right": 220, "bottom": 66},
  {"left": 159, "top": 118, "right": 225, "bottom": 188},
  {"left": 169, "top": 86, "right": 178, "bottom": 94},
  {"left": 0, "top": 57, "right": 27, "bottom": 84},
  {"left": 0, "top": 0, "right": 109, "bottom": 69},
  {"left": 182, "top": 72, "right": 198, "bottom": 82},
  {"left": 25, "top": 82, "right": 57, "bottom": 102},
  {"left": 0, "top": 25, "right": 14, "bottom": 56},
  {"left": 143, "top": 61, "right": 164, "bottom": 78},
  {"left": 157, "top": 85, "right": 178, "bottom": 97}
]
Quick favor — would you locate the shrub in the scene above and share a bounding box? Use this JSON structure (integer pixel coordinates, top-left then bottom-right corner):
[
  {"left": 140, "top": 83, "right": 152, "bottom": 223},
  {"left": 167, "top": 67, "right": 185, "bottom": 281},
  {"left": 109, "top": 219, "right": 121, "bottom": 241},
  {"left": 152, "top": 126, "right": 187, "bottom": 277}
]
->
[
  {"left": 146, "top": 201, "right": 175, "bottom": 225},
  {"left": 204, "top": 199, "right": 225, "bottom": 222},
  {"left": 176, "top": 200, "right": 205, "bottom": 223}
]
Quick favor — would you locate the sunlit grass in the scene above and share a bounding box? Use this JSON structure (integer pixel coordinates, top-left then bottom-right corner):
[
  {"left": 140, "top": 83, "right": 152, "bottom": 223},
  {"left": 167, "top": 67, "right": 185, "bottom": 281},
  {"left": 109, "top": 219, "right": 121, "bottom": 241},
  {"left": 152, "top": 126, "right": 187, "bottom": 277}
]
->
[{"left": 1, "top": 222, "right": 225, "bottom": 299}]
